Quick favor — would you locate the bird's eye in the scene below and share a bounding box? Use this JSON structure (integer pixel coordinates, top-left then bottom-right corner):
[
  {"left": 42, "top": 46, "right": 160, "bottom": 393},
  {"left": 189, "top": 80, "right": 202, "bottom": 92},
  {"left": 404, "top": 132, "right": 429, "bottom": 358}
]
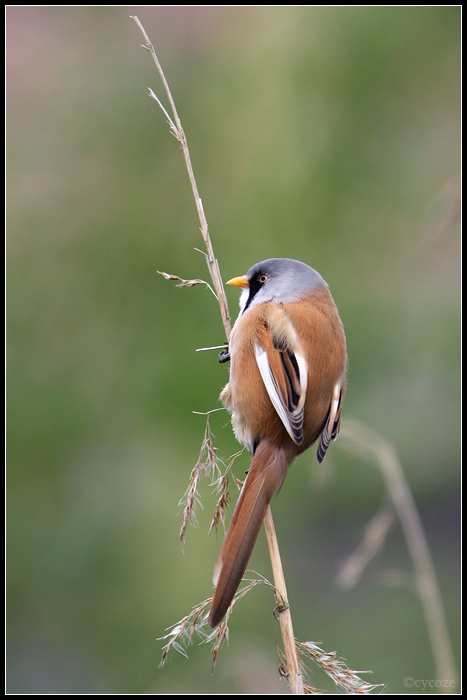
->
[{"left": 259, "top": 274, "right": 268, "bottom": 284}]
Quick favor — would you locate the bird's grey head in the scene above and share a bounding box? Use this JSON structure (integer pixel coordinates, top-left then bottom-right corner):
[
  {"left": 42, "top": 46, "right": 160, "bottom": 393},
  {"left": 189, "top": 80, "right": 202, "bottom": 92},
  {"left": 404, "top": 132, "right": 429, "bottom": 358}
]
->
[{"left": 235, "top": 258, "right": 327, "bottom": 315}]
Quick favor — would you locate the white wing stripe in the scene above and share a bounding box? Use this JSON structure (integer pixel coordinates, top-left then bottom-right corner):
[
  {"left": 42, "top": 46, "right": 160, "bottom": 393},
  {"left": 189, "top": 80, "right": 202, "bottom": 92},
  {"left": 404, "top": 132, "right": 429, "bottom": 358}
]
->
[{"left": 254, "top": 342, "right": 307, "bottom": 445}]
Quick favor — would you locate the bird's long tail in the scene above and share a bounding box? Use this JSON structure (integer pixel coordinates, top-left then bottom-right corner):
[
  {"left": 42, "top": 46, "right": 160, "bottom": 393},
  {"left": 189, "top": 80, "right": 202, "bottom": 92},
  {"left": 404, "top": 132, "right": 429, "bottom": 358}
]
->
[{"left": 208, "top": 441, "right": 293, "bottom": 628}]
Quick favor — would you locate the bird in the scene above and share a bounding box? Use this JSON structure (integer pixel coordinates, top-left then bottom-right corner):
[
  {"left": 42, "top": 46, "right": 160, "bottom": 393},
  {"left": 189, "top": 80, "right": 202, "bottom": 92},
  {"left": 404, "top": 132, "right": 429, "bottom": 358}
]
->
[{"left": 208, "top": 257, "right": 347, "bottom": 629}]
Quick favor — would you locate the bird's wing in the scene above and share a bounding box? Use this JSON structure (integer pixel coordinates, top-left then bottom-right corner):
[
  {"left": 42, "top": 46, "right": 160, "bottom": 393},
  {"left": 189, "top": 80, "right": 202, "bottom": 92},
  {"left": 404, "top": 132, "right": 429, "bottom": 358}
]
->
[
  {"left": 254, "top": 308, "right": 307, "bottom": 445},
  {"left": 316, "top": 380, "right": 343, "bottom": 463}
]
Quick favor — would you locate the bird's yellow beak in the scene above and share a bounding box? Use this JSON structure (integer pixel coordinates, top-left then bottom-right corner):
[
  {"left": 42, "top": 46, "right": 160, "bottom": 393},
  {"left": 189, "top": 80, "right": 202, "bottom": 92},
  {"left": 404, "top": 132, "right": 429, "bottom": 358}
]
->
[{"left": 227, "top": 275, "right": 249, "bottom": 288}]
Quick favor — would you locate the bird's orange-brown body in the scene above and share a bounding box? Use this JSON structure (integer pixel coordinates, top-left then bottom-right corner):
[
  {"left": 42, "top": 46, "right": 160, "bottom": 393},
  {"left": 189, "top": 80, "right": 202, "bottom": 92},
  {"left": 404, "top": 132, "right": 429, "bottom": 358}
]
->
[{"left": 208, "top": 259, "right": 346, "bottom": 628}]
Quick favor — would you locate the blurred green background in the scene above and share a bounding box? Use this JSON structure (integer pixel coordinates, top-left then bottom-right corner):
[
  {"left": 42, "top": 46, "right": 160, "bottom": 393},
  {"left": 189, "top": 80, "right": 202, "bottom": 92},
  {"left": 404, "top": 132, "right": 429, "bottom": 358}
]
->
[{"left": 6, "top": 6, "right": 460, "bottom": 694}]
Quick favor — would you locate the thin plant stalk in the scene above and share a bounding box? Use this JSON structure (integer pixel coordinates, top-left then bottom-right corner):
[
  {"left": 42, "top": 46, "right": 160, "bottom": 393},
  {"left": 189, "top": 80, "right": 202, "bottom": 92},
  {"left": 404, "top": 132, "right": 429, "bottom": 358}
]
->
[
  {"left": 131, "top": 15, "right": 231, "bottom": 343},
  {"left": 264, "top": 507, "right": 304, "bottom": 694},
  {"left": 339, "top": 419, "right": 457, "bottom": 692},
  {"left": 132, "top": 15, "right": 304, "bottom": 693}
]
